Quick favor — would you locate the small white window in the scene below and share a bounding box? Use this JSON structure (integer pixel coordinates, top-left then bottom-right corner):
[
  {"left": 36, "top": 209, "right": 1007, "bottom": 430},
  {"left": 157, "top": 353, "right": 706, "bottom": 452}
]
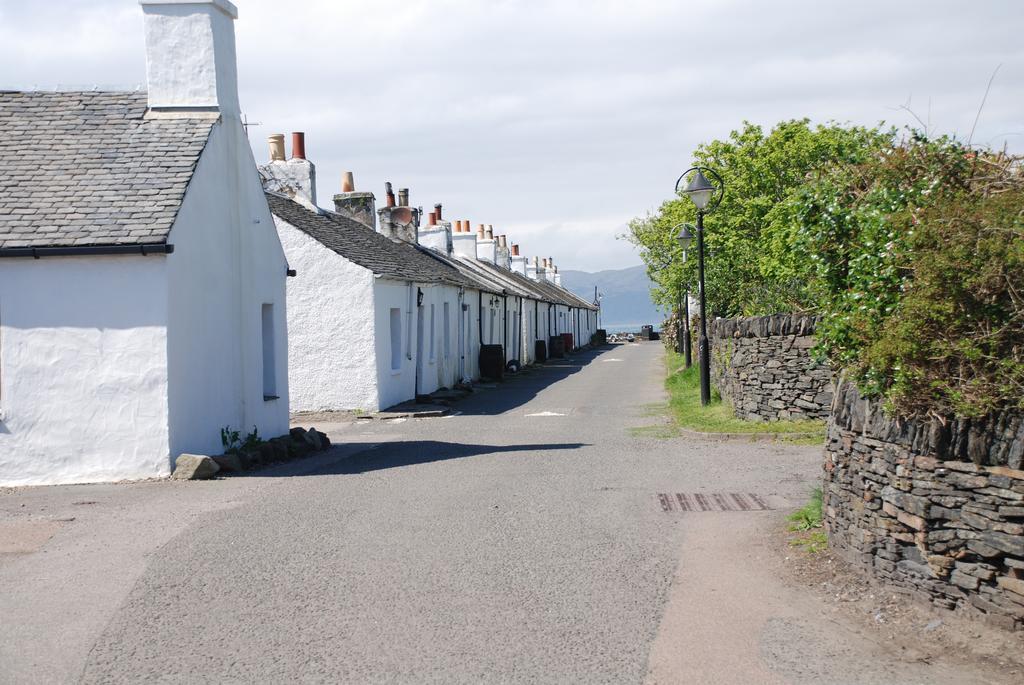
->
[
  {"left": 390, "top": 307, "right": 402, "bottom": 371},
  {"left": 429, "top": 303, "right": 436, "bottom": 362},
  {"left": 443, "top": 302, "right": 451, "bottom": 359},
  {"left": 261, "top": 303, "right": 277, "bottom": 399}
]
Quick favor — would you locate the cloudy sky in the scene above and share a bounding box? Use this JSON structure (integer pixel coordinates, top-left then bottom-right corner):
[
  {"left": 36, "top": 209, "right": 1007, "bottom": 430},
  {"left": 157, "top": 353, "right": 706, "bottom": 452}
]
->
[{"left": 1, "top": 1, "right": 1021, "bottom": 271}]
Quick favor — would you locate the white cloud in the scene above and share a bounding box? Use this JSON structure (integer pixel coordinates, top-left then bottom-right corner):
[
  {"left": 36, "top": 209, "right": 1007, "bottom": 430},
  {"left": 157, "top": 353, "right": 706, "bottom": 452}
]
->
[{"left": 1, "top": 0, "right": 1021, "bottom": 271}]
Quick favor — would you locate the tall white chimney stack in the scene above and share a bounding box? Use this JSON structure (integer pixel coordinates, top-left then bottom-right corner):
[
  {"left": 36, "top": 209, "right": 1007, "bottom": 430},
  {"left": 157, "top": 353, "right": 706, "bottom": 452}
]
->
[{"left": 140, "top": 0, "right": 241, "bottom": 117}]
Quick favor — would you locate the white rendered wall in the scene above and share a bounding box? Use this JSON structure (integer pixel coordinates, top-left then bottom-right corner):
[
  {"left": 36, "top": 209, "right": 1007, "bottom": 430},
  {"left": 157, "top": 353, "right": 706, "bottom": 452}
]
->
[
  {"left": 165, "top": 118, "right": 290, "bottom": 458},
  {"left": 462, "top": 289, "right": 480, "bottom": 382},
  {"left": 555, "top": 305, "right": 568, "bottom": 337},
  {"left": 481, "top": 294, "right": 501, "bottom": 347},
  {"left": 521, "top": 299, "right": 538, "bottom": 364},
  {"left": 0, "top": 256, "right": 171, "bottom": 486},
  {"left": 374, "top": 279, "right": 418, "bottom": 410},
  {"left": 276, "top": 219, "right": 378, "bottom": 412},
  {"left": 503, "top": 295, "right": 522, "bottom": 362},
  {"left": 420, "top": 284, "right": 463, "bottom": 394}
]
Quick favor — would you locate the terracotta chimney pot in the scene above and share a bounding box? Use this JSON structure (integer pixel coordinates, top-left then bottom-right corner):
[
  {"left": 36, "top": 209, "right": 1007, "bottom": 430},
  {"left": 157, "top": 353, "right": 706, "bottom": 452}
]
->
[
  {"left": 268, "top": 134, "right": 285, "bottom": 161},
  {"left": 477, "top": 224, "right": 485, "bottom": 238},
  {"left": 385, "top": 182, "right": 395, "bottom": 208},
  {"left": 498, "top": 235, "right": 507, "bottom": 248},
  {"left": 291, "top": 132, "right": 306, "bottom": 160},
  {"left": 434, "top": 203, "right": 443, "bottom": 221},
  {"left": 511, "top": 244, "right": 520, "bottom": 256},
  {"left": 428, "top": 211, "right": 437, "bottom": 226},
  {"left": 341, "top": 171, "right": 355, "bottom": 192}
]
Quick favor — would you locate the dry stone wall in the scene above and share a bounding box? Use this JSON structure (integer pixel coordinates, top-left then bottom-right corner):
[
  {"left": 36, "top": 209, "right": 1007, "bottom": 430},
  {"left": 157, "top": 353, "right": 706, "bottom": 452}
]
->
[
  {"left": 709, "top": 314, "right": 832, "bottom": 422},
  {"left": 824, "top": 380, "right": 1024, "bottom": 630}
]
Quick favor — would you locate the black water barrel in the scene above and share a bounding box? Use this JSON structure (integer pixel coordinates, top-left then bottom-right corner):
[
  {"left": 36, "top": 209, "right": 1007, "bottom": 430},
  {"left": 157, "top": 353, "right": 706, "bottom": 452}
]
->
[
  {"left": 534, "top": 340, "right": 548, "bottom": 363},
  {"left": 548, "top": 335, "right": 565, "bottom": 359},
  {"left": 479, "top": 344, "right": 504, "bottom": 380}
]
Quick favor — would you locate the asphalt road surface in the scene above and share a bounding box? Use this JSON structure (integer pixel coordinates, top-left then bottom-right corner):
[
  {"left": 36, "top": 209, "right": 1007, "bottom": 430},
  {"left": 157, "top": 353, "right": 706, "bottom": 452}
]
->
[{"left": 0, "top": 343, "right": 1009, "bottom": 683}]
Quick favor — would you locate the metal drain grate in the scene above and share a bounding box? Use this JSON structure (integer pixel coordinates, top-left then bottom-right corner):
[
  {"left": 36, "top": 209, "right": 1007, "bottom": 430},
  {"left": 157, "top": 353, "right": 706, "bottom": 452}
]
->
[{"left": 657, "top": 492, "right": 772, "bottom": 512}]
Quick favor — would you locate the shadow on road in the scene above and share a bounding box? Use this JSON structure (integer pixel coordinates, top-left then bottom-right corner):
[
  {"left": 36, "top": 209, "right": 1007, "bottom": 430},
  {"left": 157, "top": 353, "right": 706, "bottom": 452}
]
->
[
  {"left": 453, "top": 345, "right": 616, "bottom": 416},
  {"left": 250, "top": 440, "right": 589, "bottom": 477}
]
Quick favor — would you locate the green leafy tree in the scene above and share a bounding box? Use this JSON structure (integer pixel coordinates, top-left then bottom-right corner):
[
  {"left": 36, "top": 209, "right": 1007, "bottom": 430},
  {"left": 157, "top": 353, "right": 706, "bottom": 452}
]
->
[{"left": 626, "top": 120, "right": 890, "bottom": 317}]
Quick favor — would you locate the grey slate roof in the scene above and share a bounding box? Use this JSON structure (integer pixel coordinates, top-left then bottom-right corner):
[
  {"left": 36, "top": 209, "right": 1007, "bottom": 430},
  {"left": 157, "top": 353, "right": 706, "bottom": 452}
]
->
[
  {"left": 548, "top": 279, "right": 600, "bottom": 310},
  {"left": 266, "top": 192, "right": 479, "bottom": 288},
  {"left": 412, "top": 246, "right": 503, "bottom": 295},
  {"left": 0, "top": 91, "right": 215, "bottom": 249},
  {"left": 448, "top": 255, "right": 535, "bottom": 299},
  {"left": 453, "top": 255, "right": 598, "bottom": 310}
]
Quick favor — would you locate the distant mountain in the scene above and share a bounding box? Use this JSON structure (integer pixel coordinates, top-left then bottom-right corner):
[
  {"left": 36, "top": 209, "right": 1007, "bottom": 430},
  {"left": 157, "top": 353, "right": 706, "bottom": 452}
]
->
[{"left": 560, "top": 265, "right": 663, "bottom": 331}]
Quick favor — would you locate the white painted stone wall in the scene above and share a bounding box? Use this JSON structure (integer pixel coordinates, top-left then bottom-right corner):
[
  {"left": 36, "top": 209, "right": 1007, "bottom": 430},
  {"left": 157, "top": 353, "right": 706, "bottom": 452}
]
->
[
  {"left": 165, "top": 117, "right": 290, "bottom": 459},
  {"left": 420, "top": 284, "right": 464, "bottom": 393},
  {"left": 480, "top": 292, "right": 503, "bottom": 347},
  {"left": 504, "top": 295, "right": 523, "bottom": 362},
  {"left": 0, "top": 256, "right": 171, "bottom": 486},
  {"left": 0, "top": 116, "right": 289, "bottom": 486},
  {"left": 554, "top": 304, "right": 569, "bottom": 340},
  {"left": 0, "top": 0, "right": 290, "bottom": 486},
  {"left": 461, "top": 291, "right": 480, "bottom": 382},
  {"left": 275, "top": 219, "right": 378, "bottom": 412},
  {"left": 523, "top": 298, "right": 544, "bottom": 364},
  {"left": 374, "top": 279, "right": 418, "bottom": 410}
]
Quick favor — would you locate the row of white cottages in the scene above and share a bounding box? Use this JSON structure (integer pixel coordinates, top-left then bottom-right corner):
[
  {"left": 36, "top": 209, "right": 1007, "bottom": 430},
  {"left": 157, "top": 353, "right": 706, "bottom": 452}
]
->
[
  {"left": 0, "top": 0, "right": 598, "bottom": 486},
  {"left": 263, "top": 148, "right": 597, "bottom": 414}
]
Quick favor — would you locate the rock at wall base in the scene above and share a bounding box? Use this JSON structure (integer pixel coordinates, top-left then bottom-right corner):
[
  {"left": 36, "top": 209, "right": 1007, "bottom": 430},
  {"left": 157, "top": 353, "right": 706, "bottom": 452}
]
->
[{"left": 171, "top": 454, "right": 221, "bottom": 480}]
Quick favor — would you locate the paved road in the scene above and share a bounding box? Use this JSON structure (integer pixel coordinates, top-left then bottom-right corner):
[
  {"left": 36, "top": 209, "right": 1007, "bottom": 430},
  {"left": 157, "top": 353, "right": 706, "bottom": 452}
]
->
[{"left": 0, "top": 343, "right": 1007, "bottom": 683}]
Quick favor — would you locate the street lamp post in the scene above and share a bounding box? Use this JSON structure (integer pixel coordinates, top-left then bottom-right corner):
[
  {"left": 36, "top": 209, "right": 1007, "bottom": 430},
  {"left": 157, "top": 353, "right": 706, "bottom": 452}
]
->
[
  {"left": 675, "top": 288, "right": 684, "bottom": 356},
  {"left": 672, "top": 223, "right": 695, "bottom": 368},
  {"left": 682, "top": 261, "right": 692, "bottom": 369},
  {"left": 675, "top": 167, "right": 724, "bottom": 406}
]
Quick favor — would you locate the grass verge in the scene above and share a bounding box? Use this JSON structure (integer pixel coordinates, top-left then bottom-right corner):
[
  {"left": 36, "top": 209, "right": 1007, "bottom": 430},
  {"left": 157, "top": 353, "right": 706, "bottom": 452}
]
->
[
  {"left": 664, "top": 351, "right": 826, "bottom": 438},
  {"left": 628, "top": 424, "right": 680, "bottom": 439}
]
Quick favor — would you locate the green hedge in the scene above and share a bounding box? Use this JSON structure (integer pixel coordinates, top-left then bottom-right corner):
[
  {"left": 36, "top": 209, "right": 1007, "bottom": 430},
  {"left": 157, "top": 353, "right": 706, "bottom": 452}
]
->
[{"left": 781, "top": 135, "right": 1024, "bottom": 417}]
